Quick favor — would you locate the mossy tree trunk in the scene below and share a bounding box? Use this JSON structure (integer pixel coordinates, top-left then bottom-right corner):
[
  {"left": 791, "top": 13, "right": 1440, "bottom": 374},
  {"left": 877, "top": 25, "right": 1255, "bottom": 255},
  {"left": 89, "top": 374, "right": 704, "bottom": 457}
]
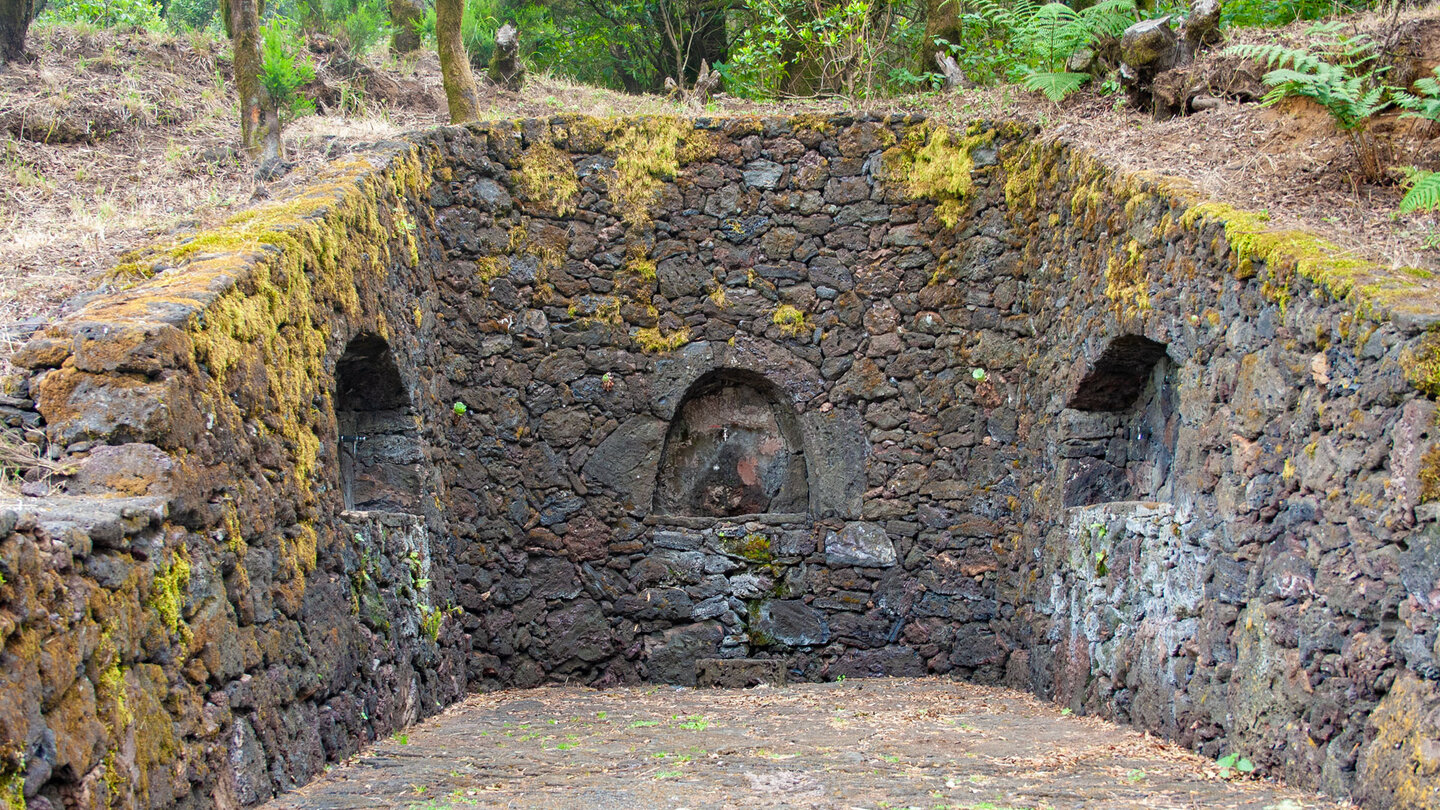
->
[
  {"left": 225, "top": 0, "right": 284, "bottom": 164},
  {"left": 436, "top": 0, "right": 480, "bottom": 123},
  {"left": 389, "top": 0, "right": 423, "bottom": 54},
  {"left": 921, "top": 0, "right": 960, "bottom": 71},
  {"left": 0, "top": 0, "right": 35, "bottom": 65}
]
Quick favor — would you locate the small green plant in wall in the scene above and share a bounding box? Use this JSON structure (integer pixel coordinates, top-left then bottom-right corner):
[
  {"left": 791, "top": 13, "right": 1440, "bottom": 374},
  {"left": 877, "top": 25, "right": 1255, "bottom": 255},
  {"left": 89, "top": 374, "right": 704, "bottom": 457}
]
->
[
  {"left": 452, "top": 401, "right": 468, "bottom": 415},
  {"left": 1216, "top": 751, "right": 1256, "bottom": 779}
]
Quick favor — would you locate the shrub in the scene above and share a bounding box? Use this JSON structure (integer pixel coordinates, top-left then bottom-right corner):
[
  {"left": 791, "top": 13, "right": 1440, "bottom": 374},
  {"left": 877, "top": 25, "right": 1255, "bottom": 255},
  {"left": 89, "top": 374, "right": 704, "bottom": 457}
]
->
[
  {"left": 260, "top": 17, "right": 316, "bottom": 120},
  {"left": 1226, "top": 23, "right": 1389, "bottom": 180},
  {"left": 40, "top": 0, "right": 166, "bottom": 29},
  {"left": 725, "top": 0, "right": 927, "bottom": 101}
]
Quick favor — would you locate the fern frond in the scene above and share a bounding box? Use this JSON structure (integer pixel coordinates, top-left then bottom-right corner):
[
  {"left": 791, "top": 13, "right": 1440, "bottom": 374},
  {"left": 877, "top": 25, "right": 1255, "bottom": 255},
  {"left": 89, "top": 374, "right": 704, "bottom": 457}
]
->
[
  {"left": 1225, "top": 42, "right": 1327, "bottom": 73},
  {"left": 1396, "top": 67, "right": 1440, "bottom": 124},
  {"left": 1400, "top": 169, "right": 1440, "bottom": 215},
  {"left": 1021, "top": 70, "right": 1089, "bottom": 102}
]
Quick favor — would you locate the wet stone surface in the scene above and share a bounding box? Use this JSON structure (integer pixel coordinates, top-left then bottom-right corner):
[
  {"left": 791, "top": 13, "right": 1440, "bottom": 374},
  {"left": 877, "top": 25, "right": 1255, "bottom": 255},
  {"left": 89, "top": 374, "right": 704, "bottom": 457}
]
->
[{"left": 262, "top": 679, "right": 1351, "bottom": 810}]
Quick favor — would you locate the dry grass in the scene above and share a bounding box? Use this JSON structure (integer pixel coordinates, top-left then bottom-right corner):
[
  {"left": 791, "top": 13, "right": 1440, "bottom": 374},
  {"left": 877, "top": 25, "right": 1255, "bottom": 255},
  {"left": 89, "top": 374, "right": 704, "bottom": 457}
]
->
[{"left": 0, "top": 428, "right": 72, "bottom": 496}]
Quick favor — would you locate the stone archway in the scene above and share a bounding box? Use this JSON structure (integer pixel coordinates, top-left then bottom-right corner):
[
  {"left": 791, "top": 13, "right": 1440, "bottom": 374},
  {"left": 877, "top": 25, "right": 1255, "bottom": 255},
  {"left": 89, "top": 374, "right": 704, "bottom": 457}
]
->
[{"left": 652, "top": 369, "right": 809, "bottom": 517}]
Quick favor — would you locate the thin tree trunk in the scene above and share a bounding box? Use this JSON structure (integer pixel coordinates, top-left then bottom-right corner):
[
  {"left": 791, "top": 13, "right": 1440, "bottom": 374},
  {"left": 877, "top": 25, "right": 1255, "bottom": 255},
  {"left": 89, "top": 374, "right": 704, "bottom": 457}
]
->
[
  {"left": 436, "top": 0, "right": 480, "bottom": 123},
  {"left": 228, "top": 0, "right": 282, "bottom": 161},
  {"left": 0, "top": 0, "right": 35, "bottom": 65}
]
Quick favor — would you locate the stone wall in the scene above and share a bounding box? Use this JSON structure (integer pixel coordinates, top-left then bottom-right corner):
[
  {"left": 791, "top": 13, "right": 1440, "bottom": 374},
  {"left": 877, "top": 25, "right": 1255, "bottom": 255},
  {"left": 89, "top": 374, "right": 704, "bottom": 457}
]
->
[{"left": 4, "top": 114, "right": 1439, "bottom": 808}]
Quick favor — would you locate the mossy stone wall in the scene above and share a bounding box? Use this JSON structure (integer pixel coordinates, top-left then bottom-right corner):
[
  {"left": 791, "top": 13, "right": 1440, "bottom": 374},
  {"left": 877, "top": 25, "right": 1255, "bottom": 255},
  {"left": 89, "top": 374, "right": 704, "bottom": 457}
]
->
[{"left": 3, "top": 114, "right": 1439, "bottom": 809}]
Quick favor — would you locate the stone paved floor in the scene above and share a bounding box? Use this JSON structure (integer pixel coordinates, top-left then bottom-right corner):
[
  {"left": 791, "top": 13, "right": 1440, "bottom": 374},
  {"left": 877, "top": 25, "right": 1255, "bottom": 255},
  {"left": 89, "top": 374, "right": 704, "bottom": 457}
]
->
[{"left": 264, "top": 679, "right": 1355, "bottom": 810}]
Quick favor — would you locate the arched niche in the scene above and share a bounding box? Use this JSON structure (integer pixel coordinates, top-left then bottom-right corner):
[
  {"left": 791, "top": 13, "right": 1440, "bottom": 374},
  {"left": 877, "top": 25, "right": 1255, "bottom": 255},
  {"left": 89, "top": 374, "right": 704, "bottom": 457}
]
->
[
  {"left": 653, "top": 369, "right": 809, "bottom": 518},
  {"left": 1059, "top": 334, "right": 1177, "bottom": 507},
  {"left": 335, "top": 333, "right": 424, "bottom": 513}
]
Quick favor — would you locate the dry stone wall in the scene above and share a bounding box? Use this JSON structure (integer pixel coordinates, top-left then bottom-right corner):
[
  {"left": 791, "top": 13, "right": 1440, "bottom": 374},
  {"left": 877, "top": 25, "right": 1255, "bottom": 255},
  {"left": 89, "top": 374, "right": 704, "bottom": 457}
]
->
[{"left": 2, "top": 114, "right": 1439, "bottom": 809}]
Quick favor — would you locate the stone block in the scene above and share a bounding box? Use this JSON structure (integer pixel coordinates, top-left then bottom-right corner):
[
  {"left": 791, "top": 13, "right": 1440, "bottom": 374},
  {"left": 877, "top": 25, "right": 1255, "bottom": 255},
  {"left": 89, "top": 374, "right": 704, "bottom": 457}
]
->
[{"left": 695, "top": 658, "right": 787, "bottom": 688}]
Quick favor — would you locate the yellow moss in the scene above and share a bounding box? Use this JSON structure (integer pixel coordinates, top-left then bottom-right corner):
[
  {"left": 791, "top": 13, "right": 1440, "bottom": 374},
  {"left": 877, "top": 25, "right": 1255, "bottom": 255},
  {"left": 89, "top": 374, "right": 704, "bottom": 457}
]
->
[
  {"left": 1003, "top": 148, "right": 1042, "bottom": 215},
  {"left": 393, "top": 203, "right": 419, "bottom": 267},
  {"left": 1105, "top": 239, "right": 1150, "bottom": 317},
  {"left": 622, "top": 244, "right": 657, "bottom": 283},
  {"left": 677, "top": 129, "right": 719, "bottom": 165},
  {"left": 1282, "top": 457, "right": 1296, "bottom": 481},
  {"left": 412, "top": 304, "right": 424, "bottom": 330},
  {"left": 1181, "top": 202, "right": 1405, "bottom": 315},
  {"left": 0, "top": 770, "right": 20, "bottom": 810},
  {"left": 773, "top": 304, "right": 810, "bottom": 337},
  {"left": 150, "top": 545, "right": 191, "bottom": 635},
  {"left": 608, "top": 118, "right": 685, "bottom": 228},
  {"left": 1419, "top": 444, "right": 1440, "bottom": 503},
  {"left": 1403, "top": 331, "right": 1440, "bottom": 398},
  {"left": 634, "top": 325, "right": 690, "bottom": 353},
  {"left": 476, "top": 256, "right": 506, "bottom": 283},
  {"left": 708, "top": 284, "right": 728, "bottom": 308},
  {"left": 516, "top": 139, "right": 579, "bottom": 216},
  {"left": 885, "top": 124, "right": 994, "bottom": 229}
]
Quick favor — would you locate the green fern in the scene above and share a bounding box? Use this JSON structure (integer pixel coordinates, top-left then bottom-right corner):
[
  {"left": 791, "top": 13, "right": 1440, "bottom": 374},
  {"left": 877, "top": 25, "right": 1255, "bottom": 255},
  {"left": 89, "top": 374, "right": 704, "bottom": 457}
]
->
[
  {"left": 1400, "top": 168, "right": 1440, "bottom": 215},
  {"left": 1259, "top": 64, "right": 1386, "bottom": 130},
  {"left": 1021, "top": 69, "right": 1090, "bottom": 102},
  {"left": 1225, "top": 31, "right": 1385, "bottom": 132},
  {"left": 978, "top": 0, "right": 1136, "bottom": 101},
  {"left": 1394, "top": 66, "right": 1440, "bottom": 124}
]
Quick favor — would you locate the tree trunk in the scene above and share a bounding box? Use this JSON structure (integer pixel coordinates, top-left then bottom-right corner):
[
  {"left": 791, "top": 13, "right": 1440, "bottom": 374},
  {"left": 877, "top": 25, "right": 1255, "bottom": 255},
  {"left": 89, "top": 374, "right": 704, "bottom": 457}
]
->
[
  {"left": 921, "top": 0, "right": 960, "bottom": 70},
  {"left": 227, "top": 0, "right": 282, "bottom": 163},
  {"left": 436, "top": 0, "right": 480, "bottom": 123},
  {"left": 692, "top": 1, "right": 727, "bottom": 75},
  {"left": 0, "top": 0, "right": 35, "bottom": 65},
  {"left": 389, "top": 0, "right": 423, "bottom": 54}
]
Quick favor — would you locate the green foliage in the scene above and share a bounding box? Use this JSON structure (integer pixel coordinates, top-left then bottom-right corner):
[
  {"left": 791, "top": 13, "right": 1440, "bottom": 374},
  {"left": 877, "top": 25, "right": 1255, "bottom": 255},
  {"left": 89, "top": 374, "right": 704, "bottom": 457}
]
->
[
  {"left": 40, "top": 0, "right": 165, "bottom": 29},
  {"left": 1393, "top": 65, "right": 1440, "bottom": 124},
  {"left": 944, "top": 0, "right": 1137, "bottom": 100},
  {"left": 1216, "top": 751, "right": 1256, "bottom": 778},
  {"left": 294, "top": 0, "right": 390, "bottom": 57},
  {"left": 260, "top": 17, "right": 316, "bottom": 120},
  {"left": 1398, "top": 168, "right": 1440, "bottom": 216},
  {"left": 1227, "top": 27, "right": 1386, "bottom": 132},
  {"left": 1220, "top": 0, "right": 1367, "bottom": 30},
  {"left": 724, "top": 0, "right": 928, "bottom": 100},
  {"left": 166, "top": 0, "right": 221, "bottom": 31}
]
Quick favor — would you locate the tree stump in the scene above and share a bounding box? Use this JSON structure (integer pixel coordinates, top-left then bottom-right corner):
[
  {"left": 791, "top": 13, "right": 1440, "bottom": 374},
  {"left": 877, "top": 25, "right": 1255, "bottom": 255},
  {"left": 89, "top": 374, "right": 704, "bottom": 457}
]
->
[{"left": 487, "top": 22, "right": 525, "bottom": 91}]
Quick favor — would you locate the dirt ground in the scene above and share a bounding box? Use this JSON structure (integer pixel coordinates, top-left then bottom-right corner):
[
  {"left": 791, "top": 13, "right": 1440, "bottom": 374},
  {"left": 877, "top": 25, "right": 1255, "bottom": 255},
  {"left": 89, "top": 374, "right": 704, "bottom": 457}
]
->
[{"left": 261, "top": 679, "right": 1354, "bottom": 810}]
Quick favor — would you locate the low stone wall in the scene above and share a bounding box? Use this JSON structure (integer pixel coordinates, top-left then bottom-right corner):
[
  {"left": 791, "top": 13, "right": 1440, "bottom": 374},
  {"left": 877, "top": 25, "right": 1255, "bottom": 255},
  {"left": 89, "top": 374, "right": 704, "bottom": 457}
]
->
[{"left": 3, "top": 114, "right": 1438, "bottom": 808}]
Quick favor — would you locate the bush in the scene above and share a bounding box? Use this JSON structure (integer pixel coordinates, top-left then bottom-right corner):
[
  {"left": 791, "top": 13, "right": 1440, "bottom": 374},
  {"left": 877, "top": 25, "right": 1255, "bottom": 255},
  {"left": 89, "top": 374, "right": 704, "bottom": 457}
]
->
[
  {"left": 293, "top": 0, "right": 389, "bottom": 58},
  {"left": 165, "top": 0, "right": 219, "bottom": 30},
  {"left": 725, "top": 0, "right": 927, "bottom": 101},
  {"left": 260, "top": 17, "right": 316, "bottom": 120},
  {"left": 39, "top": 0, "right": 166, "bottom": 29}
]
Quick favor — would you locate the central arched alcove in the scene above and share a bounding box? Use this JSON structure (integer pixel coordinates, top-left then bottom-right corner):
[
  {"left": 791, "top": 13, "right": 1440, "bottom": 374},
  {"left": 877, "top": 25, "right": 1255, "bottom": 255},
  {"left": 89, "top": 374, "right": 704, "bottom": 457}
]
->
[
  {"left": 653, "top": 369, "right": 809, "bottom": 517},
  {"left": 335, "top": 333, "right": 424, "bottom": 513}
]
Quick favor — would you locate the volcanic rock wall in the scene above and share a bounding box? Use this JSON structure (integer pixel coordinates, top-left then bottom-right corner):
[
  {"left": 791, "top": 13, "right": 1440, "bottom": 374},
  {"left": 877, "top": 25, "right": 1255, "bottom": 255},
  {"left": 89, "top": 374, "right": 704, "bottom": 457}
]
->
[{"left": 3, "top": 114, "right": 1439, "bottom": 808}]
